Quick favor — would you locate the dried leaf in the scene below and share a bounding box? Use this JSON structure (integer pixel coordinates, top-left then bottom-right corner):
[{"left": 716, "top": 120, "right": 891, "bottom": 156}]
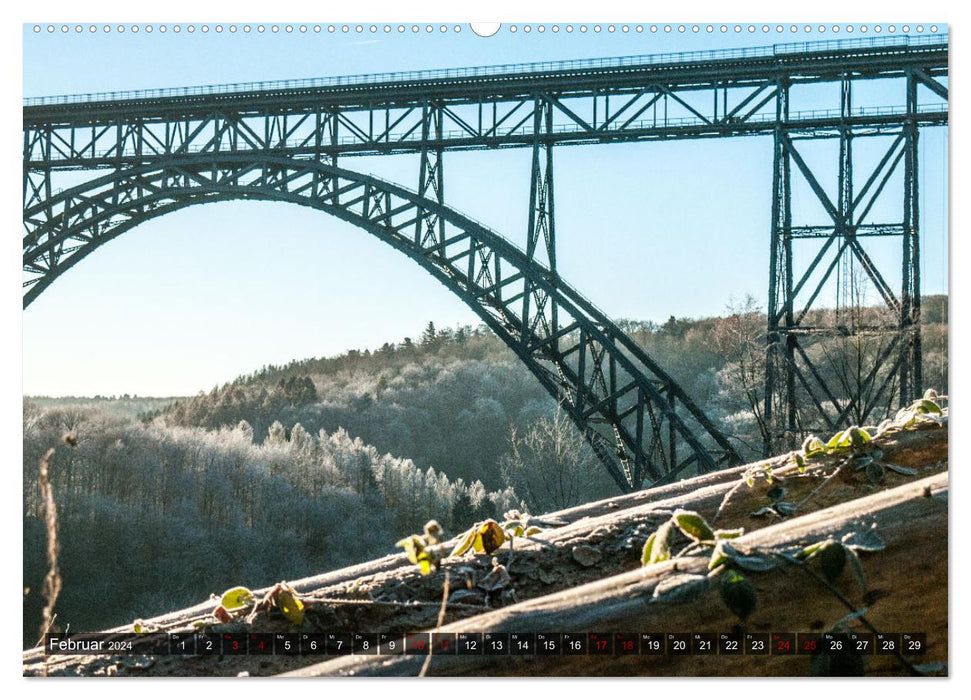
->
[
  {"left": 477, "top": 559, "right": 511, "bottom": 591},
  {"left": 885, "top": 463, "right": 918, "bottom": 476},
  {"left": 450, "top": 527, "right": 478, "bottom": 558},
  {"left": 422, "top": 520, "right": 442, "bottom": 545},
  {"left": 474, "top": 520, "right": 507, "bottom": 554},
  {"left": 572, "top": 545, "right": 602, "bottom": 567}
]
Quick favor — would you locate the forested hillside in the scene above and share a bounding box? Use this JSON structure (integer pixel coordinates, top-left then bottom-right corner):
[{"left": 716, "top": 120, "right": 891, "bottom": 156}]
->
[{"left": 23, "top": 297, "right": 947, "bottom": 648}]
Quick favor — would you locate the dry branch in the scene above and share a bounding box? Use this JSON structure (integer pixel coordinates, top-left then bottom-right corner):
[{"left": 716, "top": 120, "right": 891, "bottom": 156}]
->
[{"left": 23, "top": 423, "right": 946, "bottom": 677}]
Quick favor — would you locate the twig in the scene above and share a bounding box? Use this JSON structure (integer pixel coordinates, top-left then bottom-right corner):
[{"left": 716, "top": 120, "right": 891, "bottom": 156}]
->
[
  {"left": 768, "top": 550, "right": 923, "bottom": 676},
  {"left": 37, "top": 447, "right": 63, "bottom": 675},
  {"left": 419, "top": 570, "right": 450, "bottom": 678},
  {"left": 794, "top": 459, "right": 849, "bottom": 512},
  {"left": 711, "top": 479, "right": 746, "bottom": 524},
  {"left": 299, "top": 596, "right": 483, "bottom": 610}
]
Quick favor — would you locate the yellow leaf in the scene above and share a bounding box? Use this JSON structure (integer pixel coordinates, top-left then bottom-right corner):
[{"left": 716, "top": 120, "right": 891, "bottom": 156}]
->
[
  {"left": 450, "top": 526, "right": 479, "bottom": 558},
  {"left": 276, "top": 588, "right": 304, "bottom": 626},
  {"left": 220, "top": 586, "right": 255, "bottom": 611}
]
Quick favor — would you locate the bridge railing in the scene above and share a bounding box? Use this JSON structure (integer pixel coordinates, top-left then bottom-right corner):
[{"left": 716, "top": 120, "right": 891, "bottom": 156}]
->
[
  {"left": 31, "top": 102, "right": 948, "bottom": 161},
  {"left": 23, "top": 33, "right": 947, "bottom": 107}
]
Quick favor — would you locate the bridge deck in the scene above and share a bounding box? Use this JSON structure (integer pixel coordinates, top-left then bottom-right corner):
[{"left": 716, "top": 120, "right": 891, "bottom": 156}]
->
[{"left": 24, "top": 34, "right": 947, "bottom": 123}]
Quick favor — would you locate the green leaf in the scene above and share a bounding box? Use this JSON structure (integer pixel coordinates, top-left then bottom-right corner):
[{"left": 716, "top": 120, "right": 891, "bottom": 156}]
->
[
  {"left": 766, "top": 485, "right": 787, "bottom": 502},
  {"left": 865, "top": 461, "right": 885, "bottom": 485},
  {"left": 220, "top": 586, "right": 255, "bottom": 611},
  {"left": 825, "top": 430, "right": 847, "bottom": 451},
  {"left": 720, "top": 569, "right": 758, "bottom": 621},
  {"left": 792, "top": 452, "right": 807, "bottom": 473},
  {"left": 714, "top": 528, "right": 744, "bottom": 540},
  {"left": 642, "top": 521, "right": 673, "bottom": 566},
  {"left": 847, "top": 426, "right": 872, "bottom": 448},
  {"left": 672, "top": 510, "right": 715, "bottom": 542},
  {"left": 917, "top": 399, "right": 942, "bottom": 415},
  {"left": 641, "top": 531, "right": 658, "bottom": 567},
  {"left": 796, "top": 540, "right": 827, "bottom": 560},
  {"left": 708, "top": 541, "right": 731, "bottom": 570},
  {"left": 524, "top": 525, "right": 543, "bottom": 536},
  {"left": 503, "top": 522, "right": 526, "bottom": 537},
  {"left": 802, "top": 435, "right": 825, "bottom": 457},
  {"left": 806, "top": 540, "right": 846, "bottom": 583},
  {"left": 841, "top": 528, "right": 885, "bottom": 552},
  {"left": 396, "top": 534, "right": 426, "bottom": 564},
  {"left": 711, "top": 541, "right": 778, "bottom": 572}
]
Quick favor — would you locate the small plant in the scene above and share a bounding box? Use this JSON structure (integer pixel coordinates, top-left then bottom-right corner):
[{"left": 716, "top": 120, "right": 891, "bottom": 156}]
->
[
  {"left": 396, "top": 519, "right": 445, "bottom": 575},
  {"left": 251, "top": 582, "right": 305, "bottom": 625},
  {"left": 642, "top": 509, "right": 744, "bottom": 567},
  {"left": 450, "top": 519, "right": 508, "bottom": 557},
  {"left": 500, "top": 509, "right": 545, "bottom": 538},
  {"left": 450, "top": 511, "right": 546, "bottom": 560},
  {"left": 208, "top": 582, "right": 305, "bottom": 625}
]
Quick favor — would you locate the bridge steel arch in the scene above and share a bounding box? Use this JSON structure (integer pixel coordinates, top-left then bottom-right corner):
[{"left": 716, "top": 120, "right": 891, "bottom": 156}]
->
[{"left": 23, "top": 154, "right": 742, "bottom": 492}]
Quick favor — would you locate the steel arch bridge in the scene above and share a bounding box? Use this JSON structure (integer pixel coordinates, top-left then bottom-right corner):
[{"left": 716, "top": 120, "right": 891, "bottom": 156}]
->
[{"left": 23, "top": 33, "right": 948, "bottom": 491}]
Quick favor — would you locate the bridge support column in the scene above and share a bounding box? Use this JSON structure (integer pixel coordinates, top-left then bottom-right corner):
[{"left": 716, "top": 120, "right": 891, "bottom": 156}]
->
[
  {"left": 764, "top": 78, "right": 794, "bottom": 455},
  {"left": 763, "top": 72, "right": 926, "bottom": 456},
  {"left": 900, "top": 70, "right": 923, "bottom": 406},
  {"left": 416, "top": 104, "right": 445, "bottom": 249},
  {"left": 523, "top": 97, "right": 558, "bottom": 347}
]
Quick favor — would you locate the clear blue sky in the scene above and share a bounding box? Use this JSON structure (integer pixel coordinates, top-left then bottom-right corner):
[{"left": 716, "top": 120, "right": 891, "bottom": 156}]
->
[{"left": 21, "top": 23, "right": 949, "bottom": 397}]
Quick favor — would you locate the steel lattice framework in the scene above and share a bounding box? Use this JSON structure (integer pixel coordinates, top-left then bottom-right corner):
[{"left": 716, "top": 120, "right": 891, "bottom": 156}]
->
[
  {"left": 23, "top": 33, "right": 948, "bottom": 489},
  {"left": 23, "top": 155, "right": 740, "bottom": 490}
]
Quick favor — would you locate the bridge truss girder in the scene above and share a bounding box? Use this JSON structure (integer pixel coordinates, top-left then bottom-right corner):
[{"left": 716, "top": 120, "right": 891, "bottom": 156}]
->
[
  {"left": 22, "top": 155, "right": 742, "bottom": 492},
  {"left": 762, "top": 69, "right": 936, "bottom": 452},
  {"left": 23, "top": 41, "right": 947, "bottom": 169}
]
